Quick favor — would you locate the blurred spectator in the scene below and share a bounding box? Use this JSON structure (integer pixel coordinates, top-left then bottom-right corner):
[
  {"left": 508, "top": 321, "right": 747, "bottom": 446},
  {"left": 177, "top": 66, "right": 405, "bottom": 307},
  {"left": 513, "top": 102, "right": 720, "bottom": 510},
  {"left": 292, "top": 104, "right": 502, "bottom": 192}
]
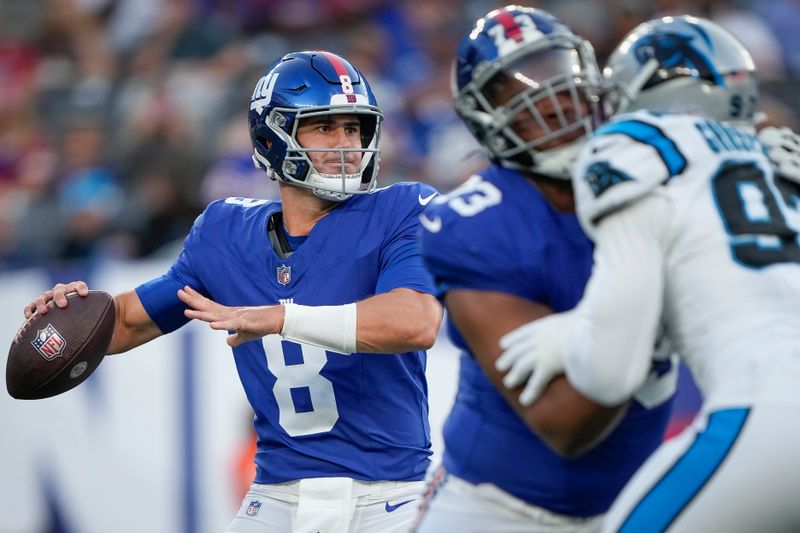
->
[
  {"left": 0, "top": 36, "right": 59, "bottom": 268},
  {"left": 115, "top": 78, "right": 205, "bottom": 258},
  {"left": 758, "top": 0, "right": 800, "bottom": 78},
  {"left": 55, "top": 120, "right": 125, "bottom": 261},
  {"left": 705, "top": 0, "right": 786, "bottom": 80},
  {"left": 757, "top": 93, "right": 800, "bottom": 131},
  {"left": 645, "top": 0, "right": 786, "bottom": 79},
  {"left": 198, "top": 113, "right": 280, "bottom": 205},
  {"left": 93, "top": 0, "right": 165, "bottom": 57},
  {"left": 217, "top": 0, "right": 383, "bottom": 33},
  {"left": 39, "top": 0, "right": 116, "bottom": 111},
  {"left": 124, "top": 167, "right": 199, "bottom": 258}
]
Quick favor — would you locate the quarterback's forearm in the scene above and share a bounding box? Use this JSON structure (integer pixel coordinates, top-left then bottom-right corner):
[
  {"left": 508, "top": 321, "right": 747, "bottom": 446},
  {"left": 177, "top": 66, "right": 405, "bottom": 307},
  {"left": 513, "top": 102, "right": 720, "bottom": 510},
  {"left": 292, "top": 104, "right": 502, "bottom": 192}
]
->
[
  {"left": 355, "top": 288, "right": 441, "bottom": 353},
  {"left": 276, "top": 288, "right": 440, "bottom": 354},
  {"left": 107, "top": 290, "right": 164, "bottom": 354},
  {"left": 564, "top": 196, "right": 668, "bottom": 406}
]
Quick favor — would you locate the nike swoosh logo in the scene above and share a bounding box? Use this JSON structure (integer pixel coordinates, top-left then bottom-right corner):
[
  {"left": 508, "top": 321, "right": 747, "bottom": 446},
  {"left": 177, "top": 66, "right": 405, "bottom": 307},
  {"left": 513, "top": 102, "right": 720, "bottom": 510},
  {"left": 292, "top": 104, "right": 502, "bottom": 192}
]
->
[
  {"left": 419, "top": 214, "right": 442, "bottom": 233},
  {"left": 418, "top": 192, "right": 437, "bottom": 206},
  {"left": 385, "top": 499, "right": 414, "bottom": 513}
]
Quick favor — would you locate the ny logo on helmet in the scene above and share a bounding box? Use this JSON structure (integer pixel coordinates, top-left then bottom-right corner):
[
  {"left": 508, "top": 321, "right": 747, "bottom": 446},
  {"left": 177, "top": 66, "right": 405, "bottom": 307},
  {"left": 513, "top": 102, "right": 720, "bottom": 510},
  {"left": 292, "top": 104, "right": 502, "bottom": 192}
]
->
[{"left": 250, "top": 73, "right": 280, "bottom": 115}]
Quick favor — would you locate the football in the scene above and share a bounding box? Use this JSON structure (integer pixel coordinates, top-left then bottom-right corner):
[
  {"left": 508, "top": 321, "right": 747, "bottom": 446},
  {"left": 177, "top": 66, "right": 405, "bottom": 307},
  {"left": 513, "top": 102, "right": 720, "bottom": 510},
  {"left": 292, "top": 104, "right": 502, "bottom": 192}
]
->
[{"left": 6, "top": 290, "right": 115, "bottom": 400}]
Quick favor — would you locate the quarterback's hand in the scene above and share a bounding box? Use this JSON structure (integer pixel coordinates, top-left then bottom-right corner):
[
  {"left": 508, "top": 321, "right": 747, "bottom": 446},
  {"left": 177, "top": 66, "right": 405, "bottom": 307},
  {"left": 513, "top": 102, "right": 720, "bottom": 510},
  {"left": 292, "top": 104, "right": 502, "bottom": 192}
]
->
[
  {"left": 24, "top": 281, "right": 90, "bottom": 318},
  {"left": 759, "top": 126, "right": 800, "bottom": 183},
  {"left": 495, "top": 312, "right": 577, "bottom": 406},
  {"left": 179, "top": 286, "right": 284, "bottom": 347}
]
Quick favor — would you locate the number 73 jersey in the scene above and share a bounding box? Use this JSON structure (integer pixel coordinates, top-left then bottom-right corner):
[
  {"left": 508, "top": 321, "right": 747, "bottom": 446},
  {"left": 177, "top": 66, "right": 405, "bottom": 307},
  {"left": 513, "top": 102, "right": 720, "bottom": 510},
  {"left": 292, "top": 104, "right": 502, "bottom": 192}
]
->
[{"left": 573, "top": 110, "right": 800, "bottom": 410}]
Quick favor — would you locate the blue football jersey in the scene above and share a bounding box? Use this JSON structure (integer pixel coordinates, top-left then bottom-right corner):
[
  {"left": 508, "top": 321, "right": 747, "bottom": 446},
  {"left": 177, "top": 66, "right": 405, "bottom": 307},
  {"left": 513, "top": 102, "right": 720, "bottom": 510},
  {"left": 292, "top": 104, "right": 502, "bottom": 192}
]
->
[
  {"left": 420, "top": 167, "right": 673, "bottom": 517},
  {"left": 136, "top": 182, "right": 437, "bottom": 483}
]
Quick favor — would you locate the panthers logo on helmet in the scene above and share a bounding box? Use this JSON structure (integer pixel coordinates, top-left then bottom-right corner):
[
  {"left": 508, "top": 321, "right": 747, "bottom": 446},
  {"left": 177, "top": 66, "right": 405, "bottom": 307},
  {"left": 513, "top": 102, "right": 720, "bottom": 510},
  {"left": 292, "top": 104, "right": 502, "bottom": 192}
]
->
[{"left": 632, "top": 29, "right": 724, "bottom": 87}]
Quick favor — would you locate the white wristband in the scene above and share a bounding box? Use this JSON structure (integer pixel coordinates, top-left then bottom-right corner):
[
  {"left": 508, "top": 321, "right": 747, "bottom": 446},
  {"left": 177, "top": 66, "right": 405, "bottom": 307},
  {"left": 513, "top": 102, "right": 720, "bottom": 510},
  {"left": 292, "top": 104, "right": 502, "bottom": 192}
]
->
[{"left": 280, "top": 303, "right": 358, "bottom": 355}]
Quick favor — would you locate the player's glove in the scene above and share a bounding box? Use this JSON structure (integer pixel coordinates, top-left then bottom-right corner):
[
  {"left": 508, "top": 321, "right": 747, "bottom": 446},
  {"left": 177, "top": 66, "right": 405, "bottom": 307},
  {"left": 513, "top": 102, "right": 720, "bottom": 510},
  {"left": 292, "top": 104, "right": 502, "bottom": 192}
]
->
[
  {"left": 759, "top": 126, "right": 800, "bottom": 183},
  {"left": 495, "top": 311, "right": 577, "bottom": 406}
]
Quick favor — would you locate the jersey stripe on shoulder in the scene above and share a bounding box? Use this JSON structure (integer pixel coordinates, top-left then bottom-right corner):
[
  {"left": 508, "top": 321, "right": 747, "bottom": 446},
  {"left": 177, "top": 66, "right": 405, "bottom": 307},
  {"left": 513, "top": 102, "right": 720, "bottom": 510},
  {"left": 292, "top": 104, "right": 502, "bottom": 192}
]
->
[{"left": 595, "top": 119, "right": 688, "bottom": 178}]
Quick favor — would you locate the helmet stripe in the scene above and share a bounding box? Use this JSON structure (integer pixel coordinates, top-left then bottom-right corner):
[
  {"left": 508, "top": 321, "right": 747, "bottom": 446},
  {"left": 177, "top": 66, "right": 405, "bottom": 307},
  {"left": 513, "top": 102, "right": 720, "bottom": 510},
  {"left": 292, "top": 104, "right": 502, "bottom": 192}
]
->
[
  {"left": 494, "top": 10, "right": 524, "bottom": 43},
  {"left": 318, "top": 50, "right": 350, "bottom": 79}
]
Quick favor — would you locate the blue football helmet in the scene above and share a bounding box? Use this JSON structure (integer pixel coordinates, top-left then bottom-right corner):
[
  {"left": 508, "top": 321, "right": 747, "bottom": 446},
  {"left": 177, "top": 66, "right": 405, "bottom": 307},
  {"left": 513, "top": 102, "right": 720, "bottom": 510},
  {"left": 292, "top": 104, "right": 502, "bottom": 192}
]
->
[
  {"left": 248, "top": 51, "right": 383, "bottom": 201},
  {"left": 453, "top": 5, "right": 605, "bottom": 180},
  {"left": 605, "top": 16, "right": 758, "bottom": 128}
]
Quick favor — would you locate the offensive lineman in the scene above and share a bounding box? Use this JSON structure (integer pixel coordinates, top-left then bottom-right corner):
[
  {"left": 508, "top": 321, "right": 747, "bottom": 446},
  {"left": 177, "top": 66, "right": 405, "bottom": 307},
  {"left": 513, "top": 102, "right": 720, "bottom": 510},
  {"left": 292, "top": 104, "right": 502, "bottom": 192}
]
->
[{"left": 414, "top": 7, "right": 676, "bottom": 532}]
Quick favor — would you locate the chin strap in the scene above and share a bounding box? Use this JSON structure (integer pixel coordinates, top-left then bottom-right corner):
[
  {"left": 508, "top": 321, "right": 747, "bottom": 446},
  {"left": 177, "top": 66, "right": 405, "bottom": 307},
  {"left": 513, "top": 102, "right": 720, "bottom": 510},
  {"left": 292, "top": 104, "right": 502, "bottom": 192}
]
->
[
  {"left": 267, "top": 212, "right": 294, "bottom": 259},
  {"left": 309, "top": 171, "right": 363, "bottom": 202}
]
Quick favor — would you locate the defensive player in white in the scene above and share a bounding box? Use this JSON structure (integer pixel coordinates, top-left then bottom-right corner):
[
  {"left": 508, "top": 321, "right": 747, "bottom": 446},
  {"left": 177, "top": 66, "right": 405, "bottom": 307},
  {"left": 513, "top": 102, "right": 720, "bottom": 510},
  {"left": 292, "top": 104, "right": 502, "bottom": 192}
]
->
[{"left": 496, "top": 16, "right": 800, "bottom": 532}]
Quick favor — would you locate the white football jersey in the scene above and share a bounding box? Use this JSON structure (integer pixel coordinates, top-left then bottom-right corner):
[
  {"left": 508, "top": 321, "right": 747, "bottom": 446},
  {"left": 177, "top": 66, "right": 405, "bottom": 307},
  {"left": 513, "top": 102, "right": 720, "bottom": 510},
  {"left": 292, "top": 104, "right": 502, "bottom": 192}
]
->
[{"left": 573, "top": 110, "right": 800, "bottom": 410}]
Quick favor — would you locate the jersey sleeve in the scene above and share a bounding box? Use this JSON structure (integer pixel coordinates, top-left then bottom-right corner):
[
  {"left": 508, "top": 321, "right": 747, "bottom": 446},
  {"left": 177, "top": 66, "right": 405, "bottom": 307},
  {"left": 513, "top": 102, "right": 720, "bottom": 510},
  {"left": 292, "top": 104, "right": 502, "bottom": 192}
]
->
[
  {"left": 563, "top": 193, "right": 671, "bottom": 406},
  {"left": 419, "top": 176, "right": 547, "bottom": 302},
  {"left": 135, "top": 205, "right": 215, "bottom": 334},
  {"left": 375, "top": 182, "right": 438, "bottom": 295},
  {"left": 572, "top": 112, "right": 688, "bottom": 239}
]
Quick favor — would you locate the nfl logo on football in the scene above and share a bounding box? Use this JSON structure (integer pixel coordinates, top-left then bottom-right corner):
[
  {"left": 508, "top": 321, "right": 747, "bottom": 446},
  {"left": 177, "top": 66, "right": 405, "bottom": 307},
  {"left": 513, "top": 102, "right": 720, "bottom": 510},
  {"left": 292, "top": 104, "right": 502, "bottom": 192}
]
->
[
  {"left": 31, "top": 323, "right": 66, "bottom": 361},
  {"left": 277, "top": 264, "right": 291, "bottom": 285},
  {"left": 246, "top": 500, "right": 262, "bottom": 517}
]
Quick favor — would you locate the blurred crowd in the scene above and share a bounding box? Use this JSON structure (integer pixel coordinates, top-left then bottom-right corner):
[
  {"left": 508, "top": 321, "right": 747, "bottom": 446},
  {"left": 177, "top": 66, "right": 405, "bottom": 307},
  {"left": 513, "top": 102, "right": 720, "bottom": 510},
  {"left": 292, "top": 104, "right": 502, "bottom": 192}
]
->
[{"left": 0, "top": 0, "right": 798, "bottom": 270}]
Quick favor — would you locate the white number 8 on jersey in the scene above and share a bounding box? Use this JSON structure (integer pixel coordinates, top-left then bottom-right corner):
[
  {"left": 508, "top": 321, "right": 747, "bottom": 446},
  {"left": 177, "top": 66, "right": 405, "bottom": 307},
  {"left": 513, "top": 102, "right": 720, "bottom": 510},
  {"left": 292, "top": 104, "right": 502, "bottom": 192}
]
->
[{"left": 262, "top": 335, "right": 339, "bottom": 437}]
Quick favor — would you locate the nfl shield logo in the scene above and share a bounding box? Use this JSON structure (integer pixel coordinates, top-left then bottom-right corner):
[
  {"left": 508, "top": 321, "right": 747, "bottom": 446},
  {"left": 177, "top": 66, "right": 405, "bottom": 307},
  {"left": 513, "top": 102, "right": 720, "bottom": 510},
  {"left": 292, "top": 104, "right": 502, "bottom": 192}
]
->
[
  {"left": 277, "top": 264, "right": 291, "bottom": 285},
  {"left": 31, "top": 323, "right": 66, "bottom": 361},
  {"left": 246, "top": 500, "right": 262, "bottom": 517}
]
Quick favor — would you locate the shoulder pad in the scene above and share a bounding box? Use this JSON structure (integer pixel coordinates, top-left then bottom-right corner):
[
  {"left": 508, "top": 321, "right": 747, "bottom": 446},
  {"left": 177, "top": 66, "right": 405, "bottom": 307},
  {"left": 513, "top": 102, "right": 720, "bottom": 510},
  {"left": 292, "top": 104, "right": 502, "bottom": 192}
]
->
[
  {"left": 374, "top": 181, "right": 439, "bottom": 210},
  {"left": 572, "top": 113, "right": 687, "bottom": 237},
  {"left": 222, "top": 197, "right": 271, "bottom": 208}
]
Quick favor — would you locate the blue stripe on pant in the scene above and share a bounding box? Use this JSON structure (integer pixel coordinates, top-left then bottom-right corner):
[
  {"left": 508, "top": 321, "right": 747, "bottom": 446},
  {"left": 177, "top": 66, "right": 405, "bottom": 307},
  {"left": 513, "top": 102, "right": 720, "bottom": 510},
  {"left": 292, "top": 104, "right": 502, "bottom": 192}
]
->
[{"left": 619, "top": 408, "right": 750, "bottom": 533}]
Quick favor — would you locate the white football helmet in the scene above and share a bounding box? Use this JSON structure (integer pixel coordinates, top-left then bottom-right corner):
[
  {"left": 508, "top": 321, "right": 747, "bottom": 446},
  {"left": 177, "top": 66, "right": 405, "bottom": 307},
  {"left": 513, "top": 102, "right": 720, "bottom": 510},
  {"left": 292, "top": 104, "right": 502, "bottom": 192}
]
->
[{"left": 605, "top": 16, "right": 759, "bottom": 128}]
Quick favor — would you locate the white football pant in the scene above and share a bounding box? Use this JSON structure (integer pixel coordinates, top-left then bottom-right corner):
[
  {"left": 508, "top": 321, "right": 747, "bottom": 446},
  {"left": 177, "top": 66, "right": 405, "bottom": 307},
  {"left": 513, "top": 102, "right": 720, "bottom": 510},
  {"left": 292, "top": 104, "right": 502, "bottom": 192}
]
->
[
  {"left": 225, "top": 477, "right": 424, "bottom": 533},
  {"left": 413, "top": 467, "right": 602, "bottom": 532},
  {"left": 603, "top": 405, "right": 800, "bottom": 532}
]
